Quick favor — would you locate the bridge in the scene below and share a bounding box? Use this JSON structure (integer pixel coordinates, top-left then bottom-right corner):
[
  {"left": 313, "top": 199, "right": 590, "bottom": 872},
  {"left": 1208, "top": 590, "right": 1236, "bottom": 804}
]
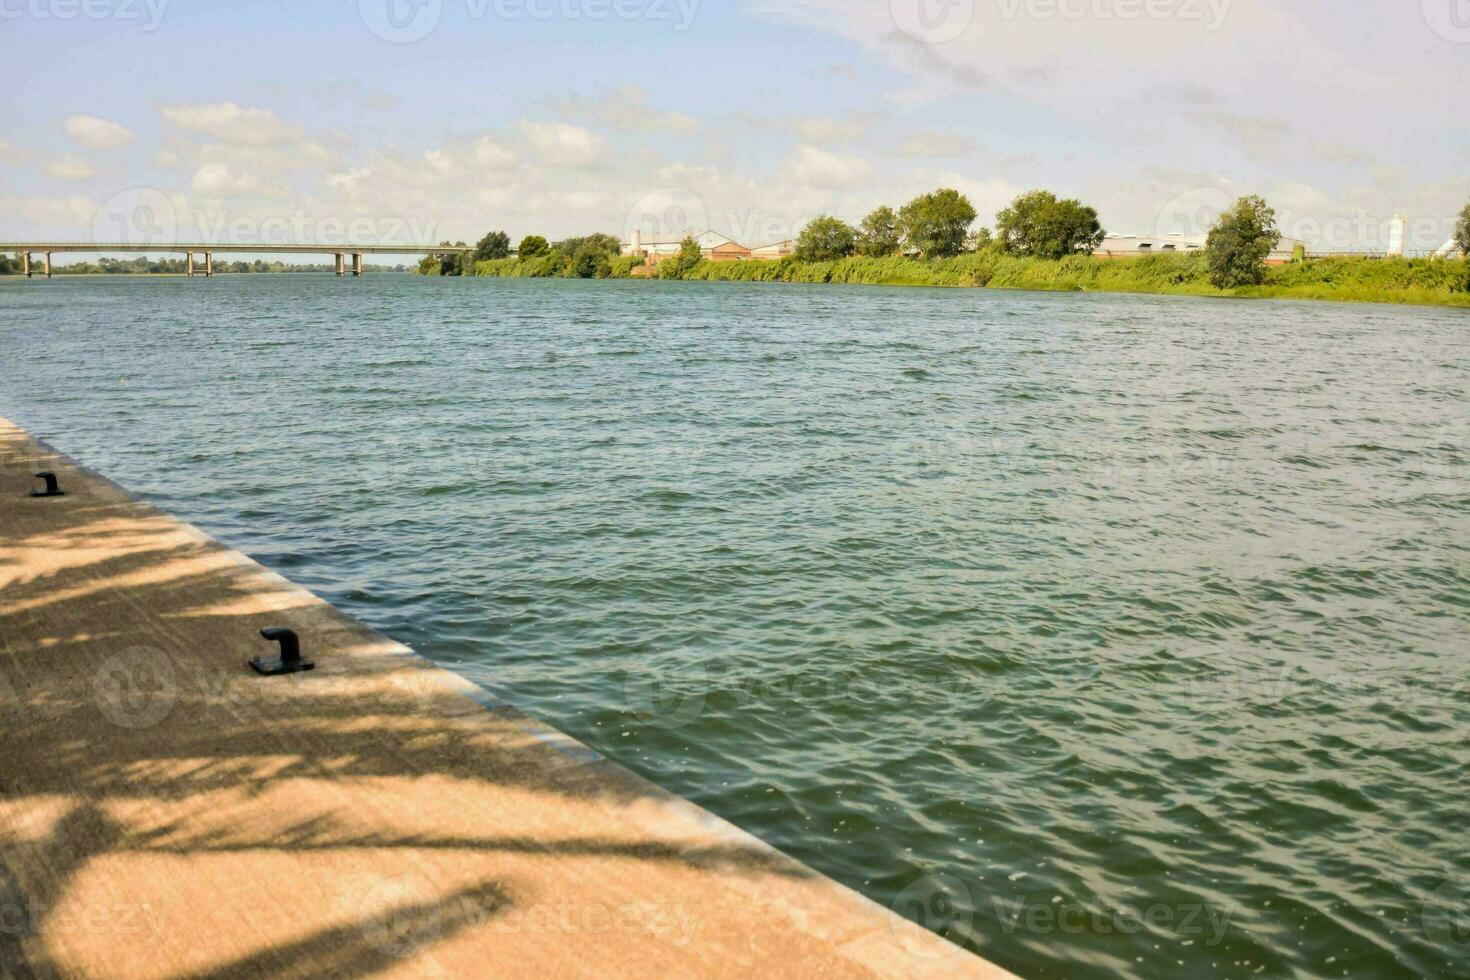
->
[{"left": 0, "top": 243, "right": 475, "bottom": 278}]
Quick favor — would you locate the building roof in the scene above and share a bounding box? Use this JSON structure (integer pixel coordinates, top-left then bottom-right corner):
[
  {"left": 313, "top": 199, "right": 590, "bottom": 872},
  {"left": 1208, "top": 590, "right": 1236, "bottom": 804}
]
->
[{"left": 626, "top": 229, "right": 739, "bottom": 248}]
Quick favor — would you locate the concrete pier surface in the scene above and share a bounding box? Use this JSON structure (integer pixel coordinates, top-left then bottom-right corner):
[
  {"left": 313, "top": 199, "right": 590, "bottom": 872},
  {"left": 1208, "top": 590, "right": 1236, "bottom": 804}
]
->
[{"left": 0, "top": 417, "right": 1012, "bottom": 979}]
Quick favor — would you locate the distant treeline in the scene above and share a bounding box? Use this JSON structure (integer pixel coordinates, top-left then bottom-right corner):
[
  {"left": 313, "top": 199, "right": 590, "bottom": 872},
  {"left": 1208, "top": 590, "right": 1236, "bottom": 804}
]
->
[
  {"left": 682, "top": 252, "right": 1470, "bottom": 307},
  {"left": 464, "top": 248, "right": 1469, "bottom": 307},
  {"left": 0, "top": 255, "right": 407, "bottom": 275},
  {"left": 443, "top": 190, "right": 1470, "bottom": 300}
]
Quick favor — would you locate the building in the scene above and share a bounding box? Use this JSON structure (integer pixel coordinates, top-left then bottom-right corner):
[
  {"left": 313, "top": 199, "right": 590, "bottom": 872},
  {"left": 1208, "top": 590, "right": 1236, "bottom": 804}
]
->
[
  {"left": 750, "top": 239, "right": 796, "bottom": 260},
  {"left": 1433, "top": 237, "right": 1466, "bottom": 259},
  {"left": 1096, "top": 234, "right": 1308, "bottom": 265},
  {"left": 623, "top": 229, "right": 751, "bottom": 269}
]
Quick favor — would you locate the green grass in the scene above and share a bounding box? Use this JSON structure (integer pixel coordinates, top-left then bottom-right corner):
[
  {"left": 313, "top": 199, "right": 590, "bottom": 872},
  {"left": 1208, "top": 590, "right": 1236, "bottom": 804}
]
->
[{"left": 472, "top": 251, "right": 1470, "bottom": 308}]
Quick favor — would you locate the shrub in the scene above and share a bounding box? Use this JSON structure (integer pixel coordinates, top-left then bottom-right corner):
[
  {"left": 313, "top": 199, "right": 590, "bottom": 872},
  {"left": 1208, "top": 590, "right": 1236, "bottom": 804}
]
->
[
  {"left": 1206, "top": 196, "right": 1280, "bottom": 289},
  {"left": 796, "top": 215, "right": 858, "bottom": 262},
  {"left": 518, "top": 235, "right": 550, "bottom": 259},
  {"left": 857, "top": 206, "right": 901, "bottom": 257},
  {"left": 898, "top": 189, "right": 976, "bottom": 258},
  {"left": 995, "top": 190, "right": 1105, "bottom": 259}
]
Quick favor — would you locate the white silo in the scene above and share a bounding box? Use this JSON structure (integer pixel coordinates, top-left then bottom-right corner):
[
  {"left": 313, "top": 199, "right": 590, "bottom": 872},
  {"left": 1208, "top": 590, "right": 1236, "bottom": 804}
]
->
[{"left": 1387, "top": 215, "right": 1407, "bottom": 257}]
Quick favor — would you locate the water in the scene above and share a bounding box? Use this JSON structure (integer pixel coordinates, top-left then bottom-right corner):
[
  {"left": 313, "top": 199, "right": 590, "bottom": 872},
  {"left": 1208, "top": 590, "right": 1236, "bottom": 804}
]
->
[{"left": 2, "top": 274, "right": 1467, "bottom": 978}]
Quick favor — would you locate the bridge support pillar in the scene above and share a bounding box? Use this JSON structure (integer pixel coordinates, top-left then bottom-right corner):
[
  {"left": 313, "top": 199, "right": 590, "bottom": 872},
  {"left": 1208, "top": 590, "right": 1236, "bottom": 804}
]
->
[
  {"left": 352, "top": 253, "right": 363, "bottom": 277},
  {"left": 22, "top": 253, "right": 30, "bottom": 278},
  {"left": 205, "top": 252, "right": 213, "bottom": 277},
  {"left": 186, "top": 253, "right": 194, "bottom": 277},
  {"left": 44, "top": 253, "right": 52, "bottom": 279},
  {"left": 335, "top": 253, "right": 345, "bottom": 277}
]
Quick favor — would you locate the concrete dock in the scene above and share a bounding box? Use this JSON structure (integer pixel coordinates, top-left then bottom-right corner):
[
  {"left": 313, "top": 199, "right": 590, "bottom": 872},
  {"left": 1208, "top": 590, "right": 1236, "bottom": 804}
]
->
[{"left": 0, "top": 416, "right": 1012, "bottom": 978}]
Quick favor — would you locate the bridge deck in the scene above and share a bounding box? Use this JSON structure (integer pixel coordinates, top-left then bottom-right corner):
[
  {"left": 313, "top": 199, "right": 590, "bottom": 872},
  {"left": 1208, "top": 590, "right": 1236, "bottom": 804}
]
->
[
  {"left": 0, "top": 243, "right": 473, "bottom": 254},
  {"left": 0, "top": 416, "right": 1008, "bottom": 979}
]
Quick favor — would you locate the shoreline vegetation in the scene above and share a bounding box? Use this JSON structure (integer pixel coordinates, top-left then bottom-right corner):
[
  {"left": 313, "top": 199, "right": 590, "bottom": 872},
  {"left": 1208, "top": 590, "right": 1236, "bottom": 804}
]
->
[
  {"left": 469, "top": 251, "right": 1470, "bottom": 308},
  {"left": 0, "top": 257, "right": 407, "bottom": 276},
  {"left": 444, "top": 189, "right": 1470, "bottom": 309}
]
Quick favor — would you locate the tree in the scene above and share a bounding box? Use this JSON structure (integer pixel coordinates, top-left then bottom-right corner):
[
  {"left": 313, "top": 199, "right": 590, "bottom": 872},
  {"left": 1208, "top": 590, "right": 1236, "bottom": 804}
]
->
[
  {"left": 518, "top": 235, "right": 550, "bottom": 259},
  {"left": 474, "top": 230, "right": 511, "bottom": 261},
  {"left": 426, "top": 240, "right": 469, "bottom": 276},
  {"left": 966, "top": 227, "right": 995, "bottom": 252},
  {"left": 1205, "top": 195, "right": 1280, "bottom": 289},
  {"left": 557, "top": 233, "right": 621, "bottom": 279},
  {"left": 898, "top": 189, "right": 977, "bottom": 259},
  {"left": 658, "top": 236, "right": 704, "bottom": 279},
  {"left": 1456, "top": 202, "right": 1470, "bottom": 255},
  {"left": 857, "top": 206, "right": 901, "bottom": 257},
  {"left": 995, "top": 190, "right": 1105, "bottom": 259},
  {"left": 795, "top": 215, "right": 858, "bottom": 262}
]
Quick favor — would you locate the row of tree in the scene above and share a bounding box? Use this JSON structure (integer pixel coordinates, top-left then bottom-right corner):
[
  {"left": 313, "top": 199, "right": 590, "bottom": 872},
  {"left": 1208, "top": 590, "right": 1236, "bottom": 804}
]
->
[
  {"left": 793, "top": 188, "right": 1104, "bottom": 263},
  {"left": 0, "top": 256, "right": 405, "bottom": 275},
  {"left": 425, "top": 196, "right": 1470, "bottom": 288},
  {"left": 419, "top": 231, "right": 610, "bottom": 277},
  {"left": 798, "top": 191, "right": 1470, "bottom": 289}
]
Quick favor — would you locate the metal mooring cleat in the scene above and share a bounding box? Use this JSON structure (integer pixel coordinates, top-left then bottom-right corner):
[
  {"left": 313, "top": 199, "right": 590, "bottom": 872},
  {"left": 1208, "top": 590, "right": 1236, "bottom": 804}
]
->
[
  {"left": 30, "top": 472, "right": 64, "bottom": 498},
  {"left": 250, "top": 627, "right": 315, "bottom": 676}
]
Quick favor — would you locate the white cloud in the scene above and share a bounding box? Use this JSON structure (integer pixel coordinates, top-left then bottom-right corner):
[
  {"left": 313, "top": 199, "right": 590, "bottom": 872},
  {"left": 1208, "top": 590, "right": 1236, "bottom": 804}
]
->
[
  {"left": 0, "top": 194, "right": 97, "bottom": 227},
  {"left": 553, "top": 87, "right": 698, "bottom": 136},
  {"left": 794, "top": 115, "right": 879, "bottom": 145},
  {"left": 45, "top": 155, "right": 96, "bottom": 181},
  {"left": 520, "top": 121, "right": 606, "bottom": 168},
  {"left": 64, "top": 115, "right": 134, "bottom": 150},
  {"left": 782, "top": 145, "right": 872, "bottom": 187},
  {"left": 190, "top": 161, "right": 260, "bottom": 196},
  {"left": 897, "top": 132, "right": 977, "bottom": 159},
  {"left": 160, "top": 103, "right": 301, "bottom": 146}
]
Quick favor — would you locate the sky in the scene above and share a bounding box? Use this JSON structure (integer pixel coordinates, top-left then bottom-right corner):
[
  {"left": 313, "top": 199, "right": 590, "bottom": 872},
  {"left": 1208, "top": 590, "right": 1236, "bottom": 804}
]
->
[{"left": 1, "top": 0, "right": 1468, "bottom": 259}]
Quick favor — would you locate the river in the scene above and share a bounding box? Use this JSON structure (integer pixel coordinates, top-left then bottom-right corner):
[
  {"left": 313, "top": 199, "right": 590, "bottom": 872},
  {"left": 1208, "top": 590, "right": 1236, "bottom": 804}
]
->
[{"left": 2, "top": 274, "right": 1466, "bottom": 978}]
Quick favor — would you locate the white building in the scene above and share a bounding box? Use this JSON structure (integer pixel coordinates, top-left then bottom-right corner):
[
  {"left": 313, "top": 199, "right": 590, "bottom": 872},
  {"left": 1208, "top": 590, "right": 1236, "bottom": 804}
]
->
[
  {"left": 1096, "top": 234, "right": 1308, "bottom": 264},
  {"left": 623, "top": 229, "right": 743, "bottom": 258}
]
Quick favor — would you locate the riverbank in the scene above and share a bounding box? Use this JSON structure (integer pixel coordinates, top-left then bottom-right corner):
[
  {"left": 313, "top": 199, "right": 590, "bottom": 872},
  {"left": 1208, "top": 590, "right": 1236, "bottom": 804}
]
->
[
  {"left": 474, "top": 252, "right": 1470, "bottom": 308},
  {"left": 0, "top": 415, "right": 1006, "bottom": 978}
]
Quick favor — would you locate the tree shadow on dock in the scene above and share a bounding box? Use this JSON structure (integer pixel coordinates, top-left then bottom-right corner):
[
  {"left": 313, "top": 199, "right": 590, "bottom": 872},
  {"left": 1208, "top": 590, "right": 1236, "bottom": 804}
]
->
[{"left": 0, "top": 441, "right": 835, "bottom": 978}]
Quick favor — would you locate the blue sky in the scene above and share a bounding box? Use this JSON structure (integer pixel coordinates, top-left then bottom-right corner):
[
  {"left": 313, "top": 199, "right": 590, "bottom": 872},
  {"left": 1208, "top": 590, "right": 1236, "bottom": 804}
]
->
[{"left": 2, "top": 0, "right": 1468, "bottom": 257}]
